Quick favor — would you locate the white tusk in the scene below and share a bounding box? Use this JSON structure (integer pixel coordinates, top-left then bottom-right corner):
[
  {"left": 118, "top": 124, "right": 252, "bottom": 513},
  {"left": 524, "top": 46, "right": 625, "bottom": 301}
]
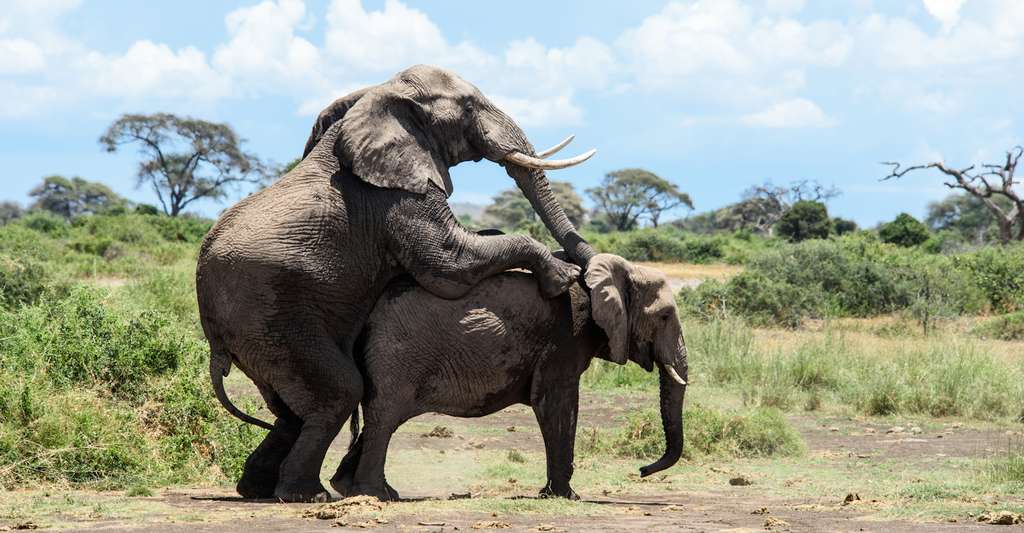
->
[
  {"left": 664, "top": 364, "right": 687, "bottom": 386},
  {"left": 504, "top": 148, "right": 596, "bottom": 170},
  {"left": 535, "top": 135, "right": 574, "bottom": 158}
]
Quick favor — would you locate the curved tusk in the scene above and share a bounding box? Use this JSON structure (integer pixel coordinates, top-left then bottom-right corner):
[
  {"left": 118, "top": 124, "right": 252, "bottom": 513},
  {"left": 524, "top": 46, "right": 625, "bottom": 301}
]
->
[
  {"left": 535, "top": 135, "right": 574, "bottom": 158},
  {"left": 665, "top": 364, "right": 687, "bottom": 386},
  {"left": 504, "top": 148, "right": 596, "bottom": 170}
]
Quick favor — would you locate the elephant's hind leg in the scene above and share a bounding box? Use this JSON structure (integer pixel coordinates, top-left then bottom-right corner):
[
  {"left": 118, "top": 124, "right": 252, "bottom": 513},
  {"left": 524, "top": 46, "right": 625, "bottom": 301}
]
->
[
  {"left": 236, "top": 386, "right": 301, "bottom": 499},
  {"left": 271, "top": 339, "right": 363, "bottom": 503},
  {"left": 348, "top": 411, "right": 402, "bottom": 501}
]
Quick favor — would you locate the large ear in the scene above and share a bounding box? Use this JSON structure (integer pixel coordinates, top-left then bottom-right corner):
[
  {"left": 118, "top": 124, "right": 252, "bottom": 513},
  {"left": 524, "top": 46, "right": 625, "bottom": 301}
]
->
[
  {"left": 302, "top": 86, "right": 373, "bottom": 159},
  {"left": 335, "top": 83, "right": 453, "bottom": 196},
  {"left": 585, "top": 253, "right": 630, "bottom": 364}
]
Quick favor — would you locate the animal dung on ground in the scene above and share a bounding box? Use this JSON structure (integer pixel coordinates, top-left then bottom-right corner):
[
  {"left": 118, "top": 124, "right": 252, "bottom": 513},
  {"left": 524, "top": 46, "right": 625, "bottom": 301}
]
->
[{"left": 421, "top": 426, "right": 454, "bottom": 438}]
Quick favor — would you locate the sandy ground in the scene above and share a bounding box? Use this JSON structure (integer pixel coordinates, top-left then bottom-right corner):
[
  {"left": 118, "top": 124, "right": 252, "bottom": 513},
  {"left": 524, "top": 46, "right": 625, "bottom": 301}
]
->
[{"left": 5, "top": 389, "right": 1020, "bottom": 532}]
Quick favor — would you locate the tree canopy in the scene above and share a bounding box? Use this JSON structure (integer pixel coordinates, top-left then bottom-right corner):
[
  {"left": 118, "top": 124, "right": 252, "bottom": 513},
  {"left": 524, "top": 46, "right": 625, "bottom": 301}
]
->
[
  {"left": 587, "top": 168, "right": 692, "bottom": 231},
  {"left": 926, "top": 193, "right": 1007, "bottom": 244},
  {"left": 100, "top": 113, "right": 275, "bottom": 216},
  {"left": 485, "top": 181, "right": 584, "bottom": 229},
  {"left": 775, "top": 200, "right": 831, "bottom": 242},
  {"left": 880, "top": 213, "right": 930, "bottom": 247},
  {"left": 883, "top": 146, "right": 1024, "bottom": 244},
  {"left": 29, "top": 176, "right": 125, "bottom": 220}
]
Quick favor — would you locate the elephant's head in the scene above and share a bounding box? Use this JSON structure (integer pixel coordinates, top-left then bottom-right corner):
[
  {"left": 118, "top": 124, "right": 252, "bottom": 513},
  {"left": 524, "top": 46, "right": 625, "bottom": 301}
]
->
[
  {"left": 303, "top": 65, "right": 597, "bottom": 266},
  {"left": 585, "top": 253, "right": 689, "bottom": 478}
]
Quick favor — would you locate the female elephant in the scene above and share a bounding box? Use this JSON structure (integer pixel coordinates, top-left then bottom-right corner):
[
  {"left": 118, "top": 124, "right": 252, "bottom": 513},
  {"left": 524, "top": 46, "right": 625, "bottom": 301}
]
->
[
  {"left": 336, "top": 253, "right": 688, "bottom": 500},
  {"left": 197, "top": 65, "right": 598, "bottom": 502}
]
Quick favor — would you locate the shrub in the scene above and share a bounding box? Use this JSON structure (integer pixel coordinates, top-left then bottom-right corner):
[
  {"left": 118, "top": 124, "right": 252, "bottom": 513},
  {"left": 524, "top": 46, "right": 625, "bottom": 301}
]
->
[
  {"left": 603, "top": 405, "right": 804, "bottom": 461},
  {"left": 972, "top": 311, "right": 1024, "bottom": 341},
  {"left": 0, "top": 287, "right": 191, "bottom": 398},
  {"left": 958, "top": 244, "right": 1024, "bottom": 312},
  {"left": 0, "top": 256, "right": 48, "bottom": 309},
  {"left": 775, "top": 200, "right": 831, "bottom": 242},
  {"left": 880, "top": 213, "right": 930, "bottom": 247},
  {"left": 18, "top": 211, "right": 68, "bottom": 236}
]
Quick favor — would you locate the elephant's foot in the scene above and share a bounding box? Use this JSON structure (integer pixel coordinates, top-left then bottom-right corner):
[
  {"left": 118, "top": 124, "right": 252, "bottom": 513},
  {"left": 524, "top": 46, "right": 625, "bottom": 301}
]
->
[
  {"left": 539, "top": 482, "right": 579, "bottom": 501},
  {"left": 329, "top": 472, "right": 354, "bottom": 497},
  {"left": 349, "top": 481, "right": 400, "bottom": 502},
  {"left": 236, "top": 459, "right": 281, "bottom": 499},
  {"left": 537, "top": 261, "right": 581, "bottom": 298},
  {"left": 236, "top": 473, "right": 277, "bottom": 499},
  {"left": 273, "top": 481, "right": 332, "bottom": 503}
]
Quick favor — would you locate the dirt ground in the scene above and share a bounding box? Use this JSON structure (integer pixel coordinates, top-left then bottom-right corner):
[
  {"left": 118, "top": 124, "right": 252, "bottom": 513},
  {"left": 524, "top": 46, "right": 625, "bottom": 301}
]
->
[{"left": 3, "top": 389, "right": 1020, "bottom": 532}]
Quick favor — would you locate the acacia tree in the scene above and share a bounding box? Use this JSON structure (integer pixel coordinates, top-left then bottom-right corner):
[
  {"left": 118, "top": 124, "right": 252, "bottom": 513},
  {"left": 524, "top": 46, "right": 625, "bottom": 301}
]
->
[
  {"left": 100, "top": 113, "right": 275, "bottom": 216},
  {"left": 735, "top": 179, "right": 841, "bottom": 233},
  {"left": 883, "top": 146, "right": 1024, "bottom": 244},
  {"left": 485, "top": 181, "right": 584, "bottom": 229},
  {"left": 29, "top": 175, "right": 125, "bottom": 219},
  {"left": 587, "top": 168, "right": 693, "bottom": 231}
]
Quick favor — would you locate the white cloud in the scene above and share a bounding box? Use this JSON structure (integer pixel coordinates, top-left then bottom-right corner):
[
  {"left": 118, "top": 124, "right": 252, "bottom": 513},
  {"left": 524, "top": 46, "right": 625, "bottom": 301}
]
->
[
  {"left": 213, "top": 0, "right": 322, "bottom": 91},
  {"left": 0, "top": 39, "right": 46, "bottom": 74},
  {"left": 324, "top": 0, "right": 490, "bottom": 73},
  {"left": 741, "top": 98, "right": 836, "bottom": 128},
  {"left": 922, "top": 0, "right": 966, "bottom": 31},
  {"left": 490, "top": 92, "right": 583, "bottom": 128},
  {"left": 80, "top": 41, "right": 230, "bottom": 101}
]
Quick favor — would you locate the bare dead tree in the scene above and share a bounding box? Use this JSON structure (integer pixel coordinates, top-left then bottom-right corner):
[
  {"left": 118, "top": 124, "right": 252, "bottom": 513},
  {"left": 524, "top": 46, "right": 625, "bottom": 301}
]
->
[{"left": 882, "top": 146, "right": 1024, "bottom": 244}]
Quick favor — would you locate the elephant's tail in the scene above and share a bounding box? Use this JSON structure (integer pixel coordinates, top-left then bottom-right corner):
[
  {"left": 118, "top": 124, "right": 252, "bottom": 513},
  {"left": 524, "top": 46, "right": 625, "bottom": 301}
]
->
[
  {"left": 348, "top": 406, "right": 360, "bottom": 450},
  {"left": 210, "top": 351, "right": 274, "bottom": 431}
]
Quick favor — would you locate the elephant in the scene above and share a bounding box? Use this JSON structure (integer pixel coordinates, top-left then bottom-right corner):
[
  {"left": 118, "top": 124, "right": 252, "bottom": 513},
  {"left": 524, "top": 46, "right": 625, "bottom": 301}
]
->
[
  {"left": 197, "top": 65, "right": 599, "bottom": 502},
  {"left": 333, "top": 253, "right": 689, "bottom": 501}
]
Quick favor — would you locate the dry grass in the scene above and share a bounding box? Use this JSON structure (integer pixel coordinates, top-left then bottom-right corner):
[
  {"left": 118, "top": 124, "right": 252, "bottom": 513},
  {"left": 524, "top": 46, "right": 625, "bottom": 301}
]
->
[{"left": 635, "top": 262, "right": 743, "bottom": 282}]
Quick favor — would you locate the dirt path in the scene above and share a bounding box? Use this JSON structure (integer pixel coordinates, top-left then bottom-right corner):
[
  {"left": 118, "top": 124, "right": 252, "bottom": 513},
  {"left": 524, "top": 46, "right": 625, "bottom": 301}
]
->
[{"left": 7, "top": 391, "right": 1020, "bottom": 532}]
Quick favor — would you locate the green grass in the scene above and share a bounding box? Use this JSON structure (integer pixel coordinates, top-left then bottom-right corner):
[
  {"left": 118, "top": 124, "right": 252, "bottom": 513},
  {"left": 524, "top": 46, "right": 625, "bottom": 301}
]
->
[
  {"left": 0, "top": 212, "right": 260, "bottom": 490},
  {"left": 682, "top": 318, "right": 1024, "bottom": 421}
]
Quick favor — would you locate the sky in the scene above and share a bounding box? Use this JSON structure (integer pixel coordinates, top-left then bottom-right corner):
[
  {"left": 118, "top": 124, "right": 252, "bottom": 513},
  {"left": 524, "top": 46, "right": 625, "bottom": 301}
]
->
[{"left": 1, "top": 0, "right": 1022, "bottom": 226}]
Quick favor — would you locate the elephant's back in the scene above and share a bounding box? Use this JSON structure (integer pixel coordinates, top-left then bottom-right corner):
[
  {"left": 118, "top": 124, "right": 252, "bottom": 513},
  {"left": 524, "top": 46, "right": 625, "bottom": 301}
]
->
[{"left": 361, "top": 273, "right": 569, "bottom": 415}]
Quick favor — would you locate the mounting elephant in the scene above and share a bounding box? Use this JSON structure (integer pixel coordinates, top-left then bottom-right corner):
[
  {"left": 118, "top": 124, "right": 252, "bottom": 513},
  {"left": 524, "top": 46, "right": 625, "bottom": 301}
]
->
[
  {"left": 196, "top": 65, "right": 598, "bottom": 502},
  {"left": 334, "top": 253, "right": 689, "bottom": 500}
]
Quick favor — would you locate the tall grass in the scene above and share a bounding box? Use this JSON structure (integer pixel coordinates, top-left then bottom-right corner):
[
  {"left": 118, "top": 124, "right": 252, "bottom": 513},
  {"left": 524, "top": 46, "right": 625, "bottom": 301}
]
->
[{"left": 683, "top": 319, "right": 1024, "bottom": 420}]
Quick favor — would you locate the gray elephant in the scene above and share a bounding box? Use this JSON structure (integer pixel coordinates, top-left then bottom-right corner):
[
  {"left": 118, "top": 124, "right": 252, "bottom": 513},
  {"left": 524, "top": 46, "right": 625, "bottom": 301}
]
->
[
  {"left": 334, "top": 253, "right": 688, "bottom": 500},
  {"left": 197, "top": 65, "right": 598, "bottom": 502}
]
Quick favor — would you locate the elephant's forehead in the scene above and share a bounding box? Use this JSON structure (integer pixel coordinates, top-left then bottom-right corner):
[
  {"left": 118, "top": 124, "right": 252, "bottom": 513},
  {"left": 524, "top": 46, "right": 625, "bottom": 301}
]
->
[{"left": 398, "top": 65, "right": 477, "bottom": 97}]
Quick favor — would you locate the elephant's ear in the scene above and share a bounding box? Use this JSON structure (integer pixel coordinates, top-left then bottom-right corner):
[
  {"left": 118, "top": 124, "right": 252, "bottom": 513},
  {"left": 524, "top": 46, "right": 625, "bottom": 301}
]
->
[
  {"left": 585, "top": 253, "right": 630, "bottom": 364},
  {"left": 335, "top": 83, "right": 452, "bottom": 196},
  {"left": 302, "top": 86, "right": 374, "bottom": 159}
]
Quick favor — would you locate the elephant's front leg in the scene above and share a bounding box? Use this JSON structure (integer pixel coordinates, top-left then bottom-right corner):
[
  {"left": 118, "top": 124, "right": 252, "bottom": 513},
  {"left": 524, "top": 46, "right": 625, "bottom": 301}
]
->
[
  {"left": 532, "top": 381, "right": 581, "bottom": 500},
  {"left": 387, "top": 189, "right": 580, "bottom": 299}
]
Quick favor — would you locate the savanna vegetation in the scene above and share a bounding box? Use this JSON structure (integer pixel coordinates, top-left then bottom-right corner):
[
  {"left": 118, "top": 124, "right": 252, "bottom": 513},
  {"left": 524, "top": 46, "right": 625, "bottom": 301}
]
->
[{"left": 2, "top": 136, "right": 1023, "bottom": 527}]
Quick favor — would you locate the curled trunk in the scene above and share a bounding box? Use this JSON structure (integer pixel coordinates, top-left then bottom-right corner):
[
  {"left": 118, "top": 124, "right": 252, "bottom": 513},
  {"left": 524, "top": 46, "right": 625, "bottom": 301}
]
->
[{"left": 639, "top": 361, "right": 687, "bottom": 477}]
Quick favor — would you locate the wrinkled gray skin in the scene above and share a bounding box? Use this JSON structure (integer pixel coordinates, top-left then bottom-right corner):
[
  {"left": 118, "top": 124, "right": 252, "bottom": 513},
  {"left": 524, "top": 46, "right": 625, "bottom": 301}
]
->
[
  {"left": 336, "top": 253, "right": 688, "bottom": 501},
  {"left": 196, "top": 65, "right": 596, "bottom": 502}
]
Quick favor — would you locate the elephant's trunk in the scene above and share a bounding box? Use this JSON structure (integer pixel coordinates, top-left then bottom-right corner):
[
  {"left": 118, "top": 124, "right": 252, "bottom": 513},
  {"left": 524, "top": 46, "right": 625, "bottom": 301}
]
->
[
  {"left": 639, "top": 360, "right": 687, "bottom": 478},
  {"left": 510, "top": 167, "right": 596, "bottom": 266},
  {"left": 478, "top": 107, "right": 597, "bottom": 267}
]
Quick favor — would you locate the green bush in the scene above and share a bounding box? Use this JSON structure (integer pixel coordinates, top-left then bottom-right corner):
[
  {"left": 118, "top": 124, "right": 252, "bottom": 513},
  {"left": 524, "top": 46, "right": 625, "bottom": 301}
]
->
[
  {"left": 18, "top": 211, "right": 68, "bottom": 236},
  {"left": 958, "top": 244, "right": 1024, "bottom": 312},
  {"left": 776, "top": 200, "right": 831, "bottom": 242},
  {"left": 0, "top": 287, "right": 191, "bottom": 398},
  {"left": 972, "top": 311, "right": 1024, "bottom": 341},
  {"left": 880, "top": 213, "right": 930, "bottom": 247},
  {"left": 0, "top": 256, "right": 48, "bottom": 309},
  {"left": 598, "top": 405, "right": 804, "bottom": 461},
  {"left": 585, "top": 228, "right": 735, "bottom": 264},
  {"left": 681, "top": 234, "right": 990, "bottom": 326}
]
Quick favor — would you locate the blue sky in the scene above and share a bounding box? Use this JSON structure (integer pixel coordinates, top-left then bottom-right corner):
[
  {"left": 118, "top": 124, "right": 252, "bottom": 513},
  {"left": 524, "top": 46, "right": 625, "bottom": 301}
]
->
[{"left": 1, "top": 0, "right": 1021, "bottom": 226}]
